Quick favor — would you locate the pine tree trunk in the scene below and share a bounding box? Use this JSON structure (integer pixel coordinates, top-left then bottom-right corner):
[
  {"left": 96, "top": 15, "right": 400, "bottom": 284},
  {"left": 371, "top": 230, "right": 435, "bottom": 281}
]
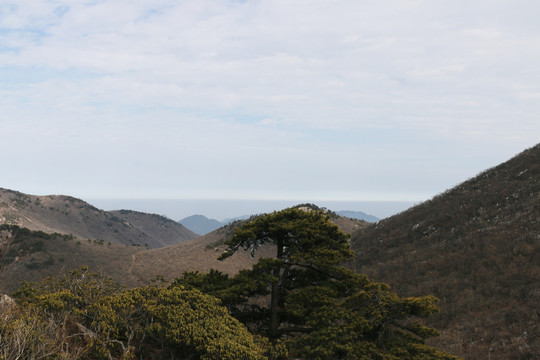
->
[
  {"left": 270, "top": 240, "right": 284, "bottom": 340},
  {"left": 270, "top": 276, "right": 280, "bottom": 339}
]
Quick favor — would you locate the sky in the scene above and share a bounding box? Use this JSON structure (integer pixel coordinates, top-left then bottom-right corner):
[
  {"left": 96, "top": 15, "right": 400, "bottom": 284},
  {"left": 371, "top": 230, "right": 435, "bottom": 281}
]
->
[{"left": 1, "top": 1, "right": 539, "bottom": 219}]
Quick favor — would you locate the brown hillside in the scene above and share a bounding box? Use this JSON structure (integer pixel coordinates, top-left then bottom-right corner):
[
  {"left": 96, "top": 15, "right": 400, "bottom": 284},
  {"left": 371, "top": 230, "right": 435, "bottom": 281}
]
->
[
  {"left": 350, "top": 144, "right": 540, "bottom": 359},
  {"left": 115, "top": 208, "right": 369, "bottom": 285},
  {"left": 0, "top": 223, "right": 262, "bottom": 293},
  {"left": 0, "top": 225, "right": 140, "bottom": 293},
  {"left": 0, "top": 189, "right": 197, "bottom": 248},
  {"left": 0, "top": 208, "right": 367, "bottom": 293},
  {"left": 109, "top": 209, "right": 198, "bottom": 248}
]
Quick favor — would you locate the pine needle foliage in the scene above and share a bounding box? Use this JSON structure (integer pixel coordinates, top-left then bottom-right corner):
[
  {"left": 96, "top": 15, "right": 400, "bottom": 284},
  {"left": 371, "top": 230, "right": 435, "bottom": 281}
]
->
[{"left": 176, "top": 207, "right": 460, "bottom": 359}]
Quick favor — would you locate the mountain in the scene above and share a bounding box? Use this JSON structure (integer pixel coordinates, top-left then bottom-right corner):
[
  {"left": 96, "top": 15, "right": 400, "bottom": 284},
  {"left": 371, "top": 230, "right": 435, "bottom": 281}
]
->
[
  {"left": 133, "top": 207, "right": 370, "bottom": 282},
  {"left": 349, "top": 144, "right": 540, "bottom": 359},
  {"left": 178, "top": 214, "right": 224, "bottom": 235},
  {"left": 0, "top": 206, "right": 369, "bottom": 292},
  {"left": 336, "top": 210, "right": 379, "bottom": 222},
  {"left": 0, "top": 223, "right": 256, "bottom": 293},
  {"left": 0, "top": 189, "right": 198, "bottom": 248},
  {"left": 110, "top": 210, "right": 199, "bottom": 247}
]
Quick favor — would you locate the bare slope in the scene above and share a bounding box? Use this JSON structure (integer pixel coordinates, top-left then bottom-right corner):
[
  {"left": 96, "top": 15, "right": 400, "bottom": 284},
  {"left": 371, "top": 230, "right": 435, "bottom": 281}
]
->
[
  {"left": 110, "top": 210, "right": 198, "bottom": 248},
  {"left": 0, "top": 189, "right": 197, "bottom": 248},
  {"left": 131, "top": 208, "right": 369, "bottom": 284},
  {"left": 0, "top": 208, "right": 368, "bottom": 292},
  {"left": 0, "top": 223, "right": 261, "bottom": 293},
  {"left": 349, "top": 144, "right": 540, "bottom": 359}
]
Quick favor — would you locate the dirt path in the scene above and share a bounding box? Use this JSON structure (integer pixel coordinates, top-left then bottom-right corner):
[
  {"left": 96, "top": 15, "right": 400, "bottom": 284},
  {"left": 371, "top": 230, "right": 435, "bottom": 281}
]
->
[{"left": 128, "top": 253, "right": 137, "bottom": 278}]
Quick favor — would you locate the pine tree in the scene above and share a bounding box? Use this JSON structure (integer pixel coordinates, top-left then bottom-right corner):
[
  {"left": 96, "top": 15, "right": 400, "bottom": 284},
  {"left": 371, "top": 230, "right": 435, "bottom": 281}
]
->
[{"left": 211, "top": 206, "right": 460, "bottom": 359}]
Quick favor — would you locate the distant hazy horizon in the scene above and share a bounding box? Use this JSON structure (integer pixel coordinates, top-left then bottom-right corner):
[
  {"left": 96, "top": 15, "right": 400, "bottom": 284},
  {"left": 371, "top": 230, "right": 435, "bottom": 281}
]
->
[{"left": 86, "top": 198, "right": 418, "bottom": 222}]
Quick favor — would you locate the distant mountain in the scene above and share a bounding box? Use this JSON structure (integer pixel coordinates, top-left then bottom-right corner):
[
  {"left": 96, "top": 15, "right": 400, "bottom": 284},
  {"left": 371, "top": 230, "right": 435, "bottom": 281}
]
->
[
  {"left": 0, "top": 188, "right": 198, "bottom": 248},
  {"left": 181, "top": 209, "right": 374, "bottom": 235},
  {"left": 336, "top": 210, "right": 379, "bottom": 222},
  {"left": 349, "top": 144, "right": 540, "bottom": 359},
  {"left": 178, "top": 214, "right": 223, "bottom": 235},
  {"left": 222, "top": 214, "right": 252, "bottom": 224}
]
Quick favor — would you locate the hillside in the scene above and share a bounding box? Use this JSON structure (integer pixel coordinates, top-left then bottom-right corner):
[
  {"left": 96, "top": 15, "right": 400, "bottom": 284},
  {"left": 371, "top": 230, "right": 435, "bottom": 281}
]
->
[
  {"left": 110, "top": 209, "right": 198, "bottom": 247},
  {"left": 0, "top": 207, "right": 368, "bottom": 292},
  {"left": 349, "top": 144, "right": 540, "bottom": 359},
  {"left": 104, "top": 207, "right": 369, "bottom": 284},
  {"left": 0, "top": 225, "right": 140, "bottom": 293},
  {"left": 0, "top": 224, "right": 259, "bottom": 293},
  {"left": 0, "top": 189, "right": 198, "bottom": 248}
]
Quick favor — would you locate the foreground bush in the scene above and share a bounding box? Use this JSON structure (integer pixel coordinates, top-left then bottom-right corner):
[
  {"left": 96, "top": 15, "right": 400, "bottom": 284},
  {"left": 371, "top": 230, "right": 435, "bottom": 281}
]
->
[{"left": 5, "top": 267, "right": 269, "bottom": 360}]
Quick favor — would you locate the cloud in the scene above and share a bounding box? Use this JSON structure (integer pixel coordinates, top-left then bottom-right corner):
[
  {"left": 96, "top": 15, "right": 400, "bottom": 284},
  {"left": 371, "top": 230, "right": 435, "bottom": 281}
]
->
[{"left": 1, "top": 0, "right": 540, "bottom": 200}]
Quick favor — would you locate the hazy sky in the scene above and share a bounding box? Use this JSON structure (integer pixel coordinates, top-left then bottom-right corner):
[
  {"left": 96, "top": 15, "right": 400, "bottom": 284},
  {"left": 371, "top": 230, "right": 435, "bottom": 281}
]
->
[{"left": 1, "top": 1, "right": 539, "bottom": 212}]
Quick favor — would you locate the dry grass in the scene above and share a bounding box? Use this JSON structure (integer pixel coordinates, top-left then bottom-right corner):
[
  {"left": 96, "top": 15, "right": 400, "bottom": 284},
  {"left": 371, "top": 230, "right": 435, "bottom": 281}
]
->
[
  {"left": 0, "top": 189, "right": 197, "bottom": 248},
  {"left": 1, "top": 212, "right": 365, "bottom": 292},
  {"left": 0, "top": 227, "right": 141, "bottom": 293}
]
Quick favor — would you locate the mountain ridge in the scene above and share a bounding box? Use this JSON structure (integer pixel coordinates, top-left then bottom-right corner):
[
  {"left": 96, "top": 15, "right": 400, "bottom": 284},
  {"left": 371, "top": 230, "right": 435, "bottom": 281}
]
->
[
  {"left": 349, "top": 143, "right": 540, "bottom": 359},
  {"left": 1, "top": 144, "right": 538, "bottom": 359},
  {"left": 0, "top": 206, "right": 369, "bottom": 292},
  {"left": 0, "top": 188, "right": 198, "bottom": 248}
]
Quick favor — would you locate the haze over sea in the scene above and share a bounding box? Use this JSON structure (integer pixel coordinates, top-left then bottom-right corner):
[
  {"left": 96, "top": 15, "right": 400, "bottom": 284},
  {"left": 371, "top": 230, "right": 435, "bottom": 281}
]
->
[{"left": 86, "top": 199, "right": 415, "bottom": 222}]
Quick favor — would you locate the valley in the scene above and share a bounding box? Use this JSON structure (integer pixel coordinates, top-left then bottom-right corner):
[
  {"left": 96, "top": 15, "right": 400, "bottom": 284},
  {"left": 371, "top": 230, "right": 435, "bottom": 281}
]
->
[{"left": 1, "top": 144, "right": 539, "bottom": 359}]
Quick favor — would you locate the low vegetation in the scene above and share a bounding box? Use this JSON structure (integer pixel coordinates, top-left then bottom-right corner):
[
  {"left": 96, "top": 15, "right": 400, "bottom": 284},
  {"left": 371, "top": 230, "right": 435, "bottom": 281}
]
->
[
  {"left": 2, "top": 145, "right": 537, "bottom": 359},
  {"left": 1, "top": 208, "right": 458, "bottom": 359},
  {"left": 3, "top": 267, "right": 268, "bottom": 360},
  {"left": 172, "top": 208, "right": 458, "bottom": 359},
  {"left": 0, "top": 224, "right": 141, "bottom": 293},
  {"left": 350, "top": 144, "right": 540, "bottom": 359}
]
